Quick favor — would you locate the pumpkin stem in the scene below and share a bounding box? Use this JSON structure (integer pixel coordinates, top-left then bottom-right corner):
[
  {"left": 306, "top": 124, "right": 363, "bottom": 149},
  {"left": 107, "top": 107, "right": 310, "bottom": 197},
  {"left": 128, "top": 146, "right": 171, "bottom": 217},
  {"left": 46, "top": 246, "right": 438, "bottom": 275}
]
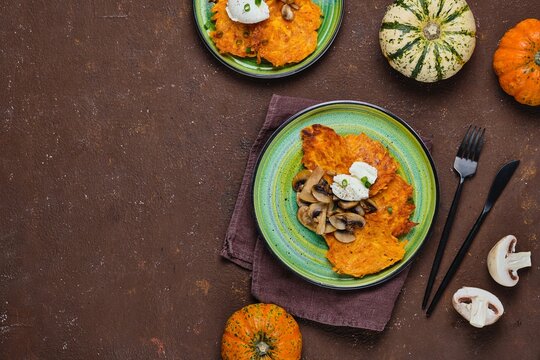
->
[
  {"left": 256, "top": 341, "right": 270, "bottom": 356},
  {"left": 423, "top": 22, "right": 441, "bottom": 41},
  {"left": 535, "top": 51, "right": 540, "bottom": 66}
]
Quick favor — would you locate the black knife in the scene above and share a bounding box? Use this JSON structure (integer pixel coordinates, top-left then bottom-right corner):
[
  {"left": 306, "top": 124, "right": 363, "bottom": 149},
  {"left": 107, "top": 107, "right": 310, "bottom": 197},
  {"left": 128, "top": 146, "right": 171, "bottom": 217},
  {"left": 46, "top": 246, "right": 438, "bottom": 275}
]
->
[{"left": 426, "top": 159, "right": 520, "bottom": 316}]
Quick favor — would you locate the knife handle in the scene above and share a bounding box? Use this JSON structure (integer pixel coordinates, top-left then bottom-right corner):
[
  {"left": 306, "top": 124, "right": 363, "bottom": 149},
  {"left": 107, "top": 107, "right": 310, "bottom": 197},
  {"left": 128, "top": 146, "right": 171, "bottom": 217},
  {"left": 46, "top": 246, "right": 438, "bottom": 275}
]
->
[{"left": 426, "top": 209, "right": 488, "bottom": 316}]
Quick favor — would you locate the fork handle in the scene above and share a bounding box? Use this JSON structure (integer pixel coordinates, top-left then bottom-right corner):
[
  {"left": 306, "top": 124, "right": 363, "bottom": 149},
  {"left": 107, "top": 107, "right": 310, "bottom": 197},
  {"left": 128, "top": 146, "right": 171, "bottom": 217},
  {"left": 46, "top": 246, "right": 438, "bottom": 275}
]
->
[
  {"left": 421, "top": 176, "right": 465, "bottom": 309},
  {"left": 426, "top": 209, "right": 488, "bottom": 316}
]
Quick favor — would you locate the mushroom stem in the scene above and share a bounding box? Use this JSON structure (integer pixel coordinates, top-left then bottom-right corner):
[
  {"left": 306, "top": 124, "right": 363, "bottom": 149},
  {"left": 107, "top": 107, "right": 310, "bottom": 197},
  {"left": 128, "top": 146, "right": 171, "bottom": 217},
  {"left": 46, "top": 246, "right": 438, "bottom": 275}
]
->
[
  {"left": 487, "top": 235, "right": 532, "bottom": 287},
  {"left": 470, "top": 298, "right": 488, "bottom": 328},
  {"left": 506, "top": 252, "right": 532, "bottom": 271},
  {"left": 453, "top": 287, "right": 504, "bottom": 327}
]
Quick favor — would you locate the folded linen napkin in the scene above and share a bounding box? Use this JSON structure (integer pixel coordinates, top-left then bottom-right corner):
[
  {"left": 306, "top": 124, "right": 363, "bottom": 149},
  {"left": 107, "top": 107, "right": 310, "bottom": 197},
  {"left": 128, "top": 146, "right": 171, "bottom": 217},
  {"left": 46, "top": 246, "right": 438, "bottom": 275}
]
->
[{"left": 222, "top": 94, "right": 432, "bottom": 331}]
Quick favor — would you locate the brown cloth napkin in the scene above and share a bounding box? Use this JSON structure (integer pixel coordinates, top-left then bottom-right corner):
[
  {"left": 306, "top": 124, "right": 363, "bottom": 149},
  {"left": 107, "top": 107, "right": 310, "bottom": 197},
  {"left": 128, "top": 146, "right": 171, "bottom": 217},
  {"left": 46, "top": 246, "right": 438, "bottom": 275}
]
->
[{"left": 222, "top": 94, "right": 432, "bottom": 331}]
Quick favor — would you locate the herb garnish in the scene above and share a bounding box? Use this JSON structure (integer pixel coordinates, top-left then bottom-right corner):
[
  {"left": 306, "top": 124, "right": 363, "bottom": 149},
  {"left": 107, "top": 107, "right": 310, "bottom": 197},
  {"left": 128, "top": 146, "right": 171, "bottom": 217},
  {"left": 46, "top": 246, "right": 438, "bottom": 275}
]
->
[{"left": 360, "top": 176, "right": 372, "bottom": 188}]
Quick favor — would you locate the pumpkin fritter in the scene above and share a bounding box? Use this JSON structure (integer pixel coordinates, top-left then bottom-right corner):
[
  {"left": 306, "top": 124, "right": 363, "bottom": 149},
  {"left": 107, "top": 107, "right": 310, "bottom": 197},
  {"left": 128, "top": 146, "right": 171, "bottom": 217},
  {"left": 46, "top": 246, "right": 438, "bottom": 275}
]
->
[
  {"left": 301, "top": 124, "right": 398, "bottom": 196},
  {"left": 369, "top": 174, "right": 416, "bottom": 237},
  {"left": 325, "top": 221, "right": 406, "bottom": 278},
  {"left": 300, "top": 124, "right": 416, "bottom": 278},
  {"left": 210, "top": 0, "right": 322, "bottom": 67}
]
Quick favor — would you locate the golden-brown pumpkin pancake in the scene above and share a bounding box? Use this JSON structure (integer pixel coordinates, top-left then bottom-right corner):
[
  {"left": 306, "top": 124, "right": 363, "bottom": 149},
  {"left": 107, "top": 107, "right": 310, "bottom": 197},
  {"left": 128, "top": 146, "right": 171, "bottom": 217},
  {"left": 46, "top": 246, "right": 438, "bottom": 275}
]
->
[
  {"left": 210, "top": 0, "right": 322, "bottom": 66},
  {"left": 344, "top": 133, "right": 398, "bottom": 196},
  {"left": 323, "top": 176, "right": 414, "bottom": 278},
  {"left": 252, "top": 0, "right": 322, "bottom": 66},
  {"left": 301, "top": 124, "right": 398, "bottom": 195},
  {"left": 301, "top": 124, "right": 350, "bottom": 175},
  {"left": 368, "top": 174, "right": 416, "bottom": 237},
  {"left": 300, "top": 124, "right": 415, "bottom": 278},
  {"left": 210, "top": 0, "right": 258, "bottom": 59},
  {"left": 325, "top": 220, "right": 406, "bottom": 278}
]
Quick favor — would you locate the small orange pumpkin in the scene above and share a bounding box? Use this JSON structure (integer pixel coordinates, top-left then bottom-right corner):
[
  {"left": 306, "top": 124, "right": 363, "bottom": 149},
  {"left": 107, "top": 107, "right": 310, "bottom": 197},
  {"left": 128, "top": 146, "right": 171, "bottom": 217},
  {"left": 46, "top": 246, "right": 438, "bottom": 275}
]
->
[
  {"left": 221, "top": 303, "right": 302, "bottom": 360},
  {"left": 493, "top": 18, "right": 540, "bottom": 106}
]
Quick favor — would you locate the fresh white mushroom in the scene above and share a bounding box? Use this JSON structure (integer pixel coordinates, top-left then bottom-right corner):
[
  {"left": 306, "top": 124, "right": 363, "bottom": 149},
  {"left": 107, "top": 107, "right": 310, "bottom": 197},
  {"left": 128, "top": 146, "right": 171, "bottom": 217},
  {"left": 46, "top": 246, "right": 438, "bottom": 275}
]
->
[
  {"left": 487, "top": 235, "right": 531, "bottom": 287},
  {"left": 452, "top": 287, "right": 504, "bottom": 328}
]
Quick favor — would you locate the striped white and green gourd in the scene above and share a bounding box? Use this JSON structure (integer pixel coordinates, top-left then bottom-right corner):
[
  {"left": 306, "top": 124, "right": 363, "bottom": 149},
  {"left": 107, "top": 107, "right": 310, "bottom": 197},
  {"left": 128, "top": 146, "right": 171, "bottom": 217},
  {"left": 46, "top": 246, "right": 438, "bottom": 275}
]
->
[{"left": 379, "top": 0, "right": 476, "bottom": 82}]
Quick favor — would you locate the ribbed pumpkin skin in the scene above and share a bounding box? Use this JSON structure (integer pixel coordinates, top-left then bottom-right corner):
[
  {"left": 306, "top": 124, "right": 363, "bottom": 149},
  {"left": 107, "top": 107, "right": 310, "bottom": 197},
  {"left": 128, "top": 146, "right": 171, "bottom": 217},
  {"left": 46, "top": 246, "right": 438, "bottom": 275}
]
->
[
  {"left": 493, "top": 18, "right": 540, "bottom": 106},
  {"left": 379, "top": 0, "right": 476, "bottom": 82},
  {"left": 221, "top": 303, "right": 302, "bottom": 360}
]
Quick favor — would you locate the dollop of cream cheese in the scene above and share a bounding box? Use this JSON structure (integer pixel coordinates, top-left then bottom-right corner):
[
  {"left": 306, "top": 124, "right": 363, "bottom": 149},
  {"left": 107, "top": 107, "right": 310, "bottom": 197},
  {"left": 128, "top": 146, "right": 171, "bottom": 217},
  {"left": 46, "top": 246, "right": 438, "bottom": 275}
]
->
[
  {"left": 226, "top": 0, "right": 270, "bottom": 24},
  {"left": 349, "top": 161, "right": 378, "bottom": 185},
  {"left": 330, "top": 162, "right": 378, "bottom": 201},
  {"left": 331, "top": 175, "right": 367, "bottom": 201}
]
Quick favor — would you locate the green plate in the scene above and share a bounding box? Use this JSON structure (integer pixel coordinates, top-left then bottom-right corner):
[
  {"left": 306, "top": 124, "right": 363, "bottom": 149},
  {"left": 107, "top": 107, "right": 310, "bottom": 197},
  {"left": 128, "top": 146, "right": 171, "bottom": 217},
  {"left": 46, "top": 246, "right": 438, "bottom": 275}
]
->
[
  {"left": 253, "top": 101, "right": 439, "bottom": 289},
  {"left": 193, "top": 0, "right": 343, "bottom": 78}
]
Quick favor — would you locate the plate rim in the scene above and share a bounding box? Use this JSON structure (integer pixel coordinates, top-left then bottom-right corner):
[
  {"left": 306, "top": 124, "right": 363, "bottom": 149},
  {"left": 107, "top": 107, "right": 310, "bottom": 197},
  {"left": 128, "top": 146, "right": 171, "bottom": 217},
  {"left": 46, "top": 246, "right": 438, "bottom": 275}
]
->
[
  {"left": 192, "top": 0, "right": 345, "bottom": 79},
  {"left": 251, "top": 100, "right": 440, "bottom": 290}
]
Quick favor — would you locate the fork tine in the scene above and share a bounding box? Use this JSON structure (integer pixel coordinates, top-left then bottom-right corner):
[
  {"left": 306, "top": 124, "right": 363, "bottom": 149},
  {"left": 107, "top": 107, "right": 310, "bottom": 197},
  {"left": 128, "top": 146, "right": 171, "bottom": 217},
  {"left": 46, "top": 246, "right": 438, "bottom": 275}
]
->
[
  {"left": 472, "top": 128, "right": 486, "bottom": 161},
  {"left": 468, "top": 127, "right": 482, "bottom": 161},
  {"left": 466, "top": 126, "right": 481, "bottom": 160},
  {"left": 465, "top": 126, "right": 479, "bottom": 160},
  {"left": 457, "top": 125, "right": 473, "bottom": 158}
]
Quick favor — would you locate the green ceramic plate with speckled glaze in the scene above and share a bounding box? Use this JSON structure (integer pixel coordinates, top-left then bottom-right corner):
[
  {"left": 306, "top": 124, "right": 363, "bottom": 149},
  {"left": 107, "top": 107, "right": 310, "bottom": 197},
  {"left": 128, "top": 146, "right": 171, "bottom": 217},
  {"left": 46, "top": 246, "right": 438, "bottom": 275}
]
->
[
  {"left": 253, "top": 101, "right": 439, "bottom": 289},
  {"left": 193, "top": 0, "right": 343, "bottom": 78}
]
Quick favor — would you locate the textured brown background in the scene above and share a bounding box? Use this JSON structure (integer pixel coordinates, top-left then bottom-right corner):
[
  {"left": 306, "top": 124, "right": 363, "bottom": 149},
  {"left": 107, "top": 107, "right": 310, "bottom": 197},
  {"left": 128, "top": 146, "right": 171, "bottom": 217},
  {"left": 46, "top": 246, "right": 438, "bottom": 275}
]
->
[{"left": 1, "top": 0, "right": 539, "bottom": 359}]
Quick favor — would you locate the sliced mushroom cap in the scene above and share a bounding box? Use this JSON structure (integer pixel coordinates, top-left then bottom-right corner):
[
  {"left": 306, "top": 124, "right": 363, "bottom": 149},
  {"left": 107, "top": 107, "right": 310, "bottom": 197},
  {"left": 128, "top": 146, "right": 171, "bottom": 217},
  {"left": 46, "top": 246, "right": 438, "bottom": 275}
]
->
[
  {"left": 308, "top": 202, "right": 326, "bottom": 219},
  {"left": 343, "top": 212, "right": 366, "bottom": 230},
  {"left": 352, "top": 205, "right": 365, "bottom": 216},
  {"left": 296, "top": 192, "right": 310, "bottom": 208},
  {"left": 334, "top": 230, "right": 356, "bottom": 243},
  {"left": 360, "top": 199, "right": 378, "bottom": 213},
  {"left": 337, "top": 200, "right": 359, "bottom": 210},
  {"left": 452, "top": 287, "right": 504, "bottom": 328},
  {"left": 298, "top": 167, "right": 325, "bottom": 203},
  {"left": 312, "top": 179, "right": 333, "bottom": 203},
  {"left": 324, "top": 223, "right": 337, "bottom": 234},
  {"left": 487, "top": 235, "right": 532, "bottom": 287},
  {"left": 326, "top": 199, "right": 335, "bottom": 214},
  {"left": 292, "top": 169, "right": 312, "bottom": 192},
  {"left": 297, "top": 206, "right": 316, "bottom": 232},
  {"left": 315, "top": 207, "right": 327, "bottom": 235},
  {"left": 329, "top": 213, "right": 348, "bottom": 230},
  {"left": 281, "top": 3, "right": 294, "bottom": 21},
  {"left": 328, "top": 213, "right": 366, "bottom": 232}
]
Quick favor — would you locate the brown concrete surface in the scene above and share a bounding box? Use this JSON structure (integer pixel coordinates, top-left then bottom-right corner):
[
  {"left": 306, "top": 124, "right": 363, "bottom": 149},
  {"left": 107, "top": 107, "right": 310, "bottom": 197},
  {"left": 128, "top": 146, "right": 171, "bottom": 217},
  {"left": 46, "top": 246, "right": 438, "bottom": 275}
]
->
[{"left": 1, "top": 0, "right": 539, "bottom": 359}]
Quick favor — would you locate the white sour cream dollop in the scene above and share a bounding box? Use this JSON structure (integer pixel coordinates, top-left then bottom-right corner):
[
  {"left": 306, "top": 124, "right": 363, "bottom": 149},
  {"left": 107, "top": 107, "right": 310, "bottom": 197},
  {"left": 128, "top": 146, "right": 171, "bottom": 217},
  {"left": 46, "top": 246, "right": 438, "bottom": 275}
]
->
[
  {"left": 331, "top": 175, "right": 368, "bottom": 201},
  {"left": 226, "top": 0, "right": 270, "bottom": 24},
  {"left": 349, "top": 161, "right": 378, "bottom": 185},
  {"left": 330, "top": 162, "right": 378, "bottom": 201}
]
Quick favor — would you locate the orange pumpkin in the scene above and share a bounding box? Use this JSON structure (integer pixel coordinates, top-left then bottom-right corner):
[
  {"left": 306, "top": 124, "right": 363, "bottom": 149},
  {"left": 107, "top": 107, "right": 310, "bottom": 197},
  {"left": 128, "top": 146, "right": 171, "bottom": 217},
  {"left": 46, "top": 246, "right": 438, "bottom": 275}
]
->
[
  {"left": 221, "top": 303, "right": 302, "bottom": 360},
  {"left": 493, "top": 18, "right": 540, "bottom": 106}
]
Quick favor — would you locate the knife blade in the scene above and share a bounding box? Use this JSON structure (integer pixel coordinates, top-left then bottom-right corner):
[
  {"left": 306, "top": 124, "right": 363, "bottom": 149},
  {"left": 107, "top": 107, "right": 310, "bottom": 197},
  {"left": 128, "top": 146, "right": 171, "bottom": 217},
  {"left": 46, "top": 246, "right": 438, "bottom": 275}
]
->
[{"left": 426, "top": 159, "right": 520, "bottom": 316}]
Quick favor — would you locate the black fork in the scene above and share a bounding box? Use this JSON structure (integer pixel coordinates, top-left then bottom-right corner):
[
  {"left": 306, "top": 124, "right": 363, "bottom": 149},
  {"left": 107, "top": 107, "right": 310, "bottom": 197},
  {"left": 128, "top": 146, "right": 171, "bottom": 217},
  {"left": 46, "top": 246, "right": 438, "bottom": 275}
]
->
[{"left": 422, "top": 126, "right": 486, "bottom": 309}]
